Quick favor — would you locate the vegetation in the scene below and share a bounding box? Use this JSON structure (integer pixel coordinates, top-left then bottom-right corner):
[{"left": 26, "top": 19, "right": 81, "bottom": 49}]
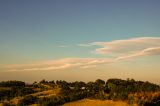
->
[
  {"left": 0, "top": 78, "right": 160, "bottom": 106},
  {"left": 63, "top": 99, "right": 137, "bottom": 106}
]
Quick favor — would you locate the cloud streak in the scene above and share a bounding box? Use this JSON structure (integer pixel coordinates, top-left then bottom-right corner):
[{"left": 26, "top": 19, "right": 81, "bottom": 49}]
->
[
  {"left": 79, "top": 37, "right": 160, "bottom": 61},
  {"left": 115, "top": 46, "right": 160, "bottom": 61},
  {"left": 58, "top": 45, "right": 70, "bottom": 48},
  {"left": 1, "top": 58, "right": 112, "bottom": 72},
  {"left": 1, "top": 37, "right": 160, "bottom": 72},
  {"left": 93, "top": 37, "right": 160, "bottom": 54}
]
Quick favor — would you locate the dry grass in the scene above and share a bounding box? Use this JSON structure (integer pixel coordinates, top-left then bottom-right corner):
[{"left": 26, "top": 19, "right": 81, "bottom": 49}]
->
[
  {"left": 29, "top": 104, "right": 38, "bottom": 106},
  {"left": 3, "top": 85, "right": 60, "bottom": 106},
  {"left": 31, "top": 86, "right": 60, "bottom": 98},
  {"left": 0, "top": 87, "right": 11, "bottom": 90},
  {"left": 63, "top": 99, "right": 138, "bottom": 106},
  {"left": 128, "top": 91, "right": 160, "bottom": 103},
  {"left": 10, "top": 97, "right": 23, "bottom": 105}
]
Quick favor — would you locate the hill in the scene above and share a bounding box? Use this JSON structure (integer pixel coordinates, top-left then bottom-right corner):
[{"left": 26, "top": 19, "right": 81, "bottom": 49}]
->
[
  {"left": 0, "top": 78, "right": 160, "bottom": 106},
  {"left": 63, "top": 99, "right": 138, "bottom": 106}
]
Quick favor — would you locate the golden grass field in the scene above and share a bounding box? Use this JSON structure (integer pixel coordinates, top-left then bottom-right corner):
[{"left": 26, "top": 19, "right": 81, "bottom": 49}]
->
[
  {"left": 0, "top": 85, "right": 61, "bottom": 106},
  {"left": 63, "top": 99, "right": 138, "bottom": 106}
]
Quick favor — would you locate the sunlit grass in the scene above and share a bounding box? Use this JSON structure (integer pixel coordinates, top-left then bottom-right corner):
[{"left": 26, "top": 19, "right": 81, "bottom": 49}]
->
[{"left": 63, "top": 99, "right": 138, "bottom": 106}]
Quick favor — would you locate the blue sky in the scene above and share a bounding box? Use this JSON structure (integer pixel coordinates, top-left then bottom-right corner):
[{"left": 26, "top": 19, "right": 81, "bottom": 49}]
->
[{"left": 0, "top": 0, "right": 160, "bottom": 83}]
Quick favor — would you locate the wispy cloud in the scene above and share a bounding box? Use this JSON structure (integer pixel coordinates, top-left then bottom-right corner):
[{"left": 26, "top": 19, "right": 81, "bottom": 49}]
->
[
  {"left": 77, "top": 42, "right": 98, "bottom": 47},
  {"left": 115, "top": 46, "right": 160, "bottom": 61},
  {"left": 77, "top": 42, "right": 103, "bottom": 47},
  {"left": 93, "top": 37, "right": 160, "bottom": 54},
  {"left": 1, "top": 58, "right": 112, "bottom": 72},
  {"left": 58, "top": 45, "right": 70, "bottom": 48},
  {"left": 78, "top": 37, "right": 160, "bottom": 56},
  {"left": 1, "top": 37, "right": 160, "bottom": 72}
]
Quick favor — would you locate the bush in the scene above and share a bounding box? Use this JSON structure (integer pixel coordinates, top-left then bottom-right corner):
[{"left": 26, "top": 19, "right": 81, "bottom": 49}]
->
[{"left": 18, "top": 95, "right": 37, "bottom": 106}]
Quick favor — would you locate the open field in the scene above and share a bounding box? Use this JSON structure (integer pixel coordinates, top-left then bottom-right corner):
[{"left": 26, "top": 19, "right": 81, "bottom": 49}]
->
[{"left": 63, "top": 99, "right": 138, "bottom": 106}]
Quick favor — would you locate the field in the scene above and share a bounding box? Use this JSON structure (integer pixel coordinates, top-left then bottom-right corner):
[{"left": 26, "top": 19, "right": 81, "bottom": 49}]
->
[{"left": 63, "top": 99, "right": 138, "bottom": 106}]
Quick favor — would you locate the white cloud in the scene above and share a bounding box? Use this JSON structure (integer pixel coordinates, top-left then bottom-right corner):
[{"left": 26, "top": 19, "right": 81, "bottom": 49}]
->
[
  {"left": 77, "top": 44, "right": 94, "bottom": 47},
  {"left": 114, "top": 47, "right": 160, "bottom": 61},
  {"left": 1, "top": 58, "right": 112, "bottom": 72},
  {"left": 77, "top": 42, "right": 104, "bottom": 47},
  {"left": 1, "top": 37, "right": 160, "bottom": 72},
  {"left": 141, "top": 47, "right": 160, "bottom": 55},
  {"left": 78, "top": 37, "right": 160, "bottom": 61},
  {"left": 58, "top": 45, "right": 70, "bottom": 47},
  {"left": 93, "top": 37, "right": 160, "bottom": 54}
]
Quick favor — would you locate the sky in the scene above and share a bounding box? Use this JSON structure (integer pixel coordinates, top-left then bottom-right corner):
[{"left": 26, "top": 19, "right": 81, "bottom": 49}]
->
[{"left": 0, "top": 0, "right": 160, "bottom": 83}]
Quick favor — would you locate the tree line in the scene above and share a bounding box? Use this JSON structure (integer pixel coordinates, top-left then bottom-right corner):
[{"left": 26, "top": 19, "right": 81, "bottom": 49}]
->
[{"left": 0, "top": 78, "right": 160, "bottom": 106}]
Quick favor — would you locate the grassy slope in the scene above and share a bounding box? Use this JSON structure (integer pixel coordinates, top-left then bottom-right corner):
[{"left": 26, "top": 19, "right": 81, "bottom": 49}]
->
[
  {"left": 0, "top": 84, "right": 60, "bottom": 106},
  {"left": 63, "top": 99, "right": 138, "bottom": 106}
]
